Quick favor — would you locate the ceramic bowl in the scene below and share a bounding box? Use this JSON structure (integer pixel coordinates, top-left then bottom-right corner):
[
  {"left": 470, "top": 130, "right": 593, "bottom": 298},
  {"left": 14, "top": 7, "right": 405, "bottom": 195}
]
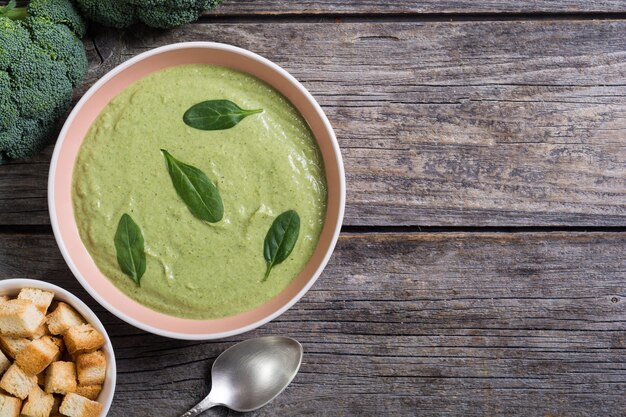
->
[
  {"left": 0, "top": 278, "right": 116, "bottom": 413},
  {"left": 49, "top": 42, "right": 345, "bottom": 340}
]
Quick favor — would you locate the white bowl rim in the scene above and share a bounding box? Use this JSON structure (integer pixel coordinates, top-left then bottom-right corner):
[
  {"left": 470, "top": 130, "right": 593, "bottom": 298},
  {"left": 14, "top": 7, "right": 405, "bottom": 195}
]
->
[
  {"left": 0, "top": 278, "right": 117, "bottom": 414},
  {"left": 48, "top": 41, "right": 346, "bottom": 340}
]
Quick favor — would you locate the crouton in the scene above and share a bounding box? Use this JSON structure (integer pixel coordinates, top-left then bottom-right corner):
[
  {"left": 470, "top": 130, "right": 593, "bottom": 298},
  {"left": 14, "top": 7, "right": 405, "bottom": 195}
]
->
[
  {"left": 31, "top": 321, "right": 49, "bottom": 340},
  {"left": 75, "top": 351, "right": 106, "bottom": 387},
  {"left": 63, "top": 326, "right": 104, "bottom": 355},
  {"left": 74, "top": 385, "right": 101, "bottom": 401},
  {"left": 15, "top": 338, "right": 60, "bottom": 376},
  {"left": 0, "top": 350, "right": 9, "bottom": 377},
  {"left": 0, "top": 337, "right": 29, "bottom": 359},
  {"left": 0, "top": 365, "right": 37, "bottom": 399},
  {"left": 46, "top": 304, "right": 84, "bottom": 336},
  {"left": 20, "top": 385, "right": 54, "bottom": 417},
  {"left": 59, "top": 393, "right": 103, "bottom": 417},
  {"left": 0, "top": 300, "right": 44, "bottom": 338},
  {"left": 41, "top": 336, "right": 64, "bottom": 350},
  {"left": 0, "top": 291, "right": 106, "bottom": 414},
  {"left": 0, "top": 393, "right": 21, "bottom": 417},
  {"left": 17, "top": 289, "right": 54, "bottom": 315},
  {"left": 44, "top": 362, "right": 76, "bottom": 395},
  {"left": 39, "top": 336, "right": 63, "bottom": 361}
]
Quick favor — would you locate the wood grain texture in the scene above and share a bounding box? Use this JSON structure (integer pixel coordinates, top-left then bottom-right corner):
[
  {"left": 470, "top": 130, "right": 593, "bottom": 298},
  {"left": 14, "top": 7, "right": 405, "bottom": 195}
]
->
[
  {"left": 2, "top": 4, "right": 624, "bottom": 417},
  {"left": 0, "top": 232, "right": 624, "bottom": 416},
  {"left": 1, "top": 20, "right": 625, "bottom": 226},
  {"left": 208, "top": 0, "right": 626, "bottom": 15}
]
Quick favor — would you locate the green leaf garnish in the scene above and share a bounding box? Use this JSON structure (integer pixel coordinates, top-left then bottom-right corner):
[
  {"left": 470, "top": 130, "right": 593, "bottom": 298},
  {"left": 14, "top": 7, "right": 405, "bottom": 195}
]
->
[
  {"left": 114, "top": 213, "right": 146, "bottom": 286},
  {"left": 0, "top": 1, "right": 28, "bottom": 20},
  {"left": 263, "top": 210, "right": 300, "bottom": 281},
  {"left": 0, "top": 0, "right": 16, "bottom": 14},
  {"left": 161, "top": 149, "right": 224, "bottom": 223},
  {"left": 183, "top": 99, "right": 263, "bottom": 131}
]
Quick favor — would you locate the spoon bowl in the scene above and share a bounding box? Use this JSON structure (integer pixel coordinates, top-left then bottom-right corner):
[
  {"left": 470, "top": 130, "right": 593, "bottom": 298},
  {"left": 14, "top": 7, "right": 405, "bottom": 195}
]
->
[{"left": 181, "top": 336, "right": 303, "bottom": 416}]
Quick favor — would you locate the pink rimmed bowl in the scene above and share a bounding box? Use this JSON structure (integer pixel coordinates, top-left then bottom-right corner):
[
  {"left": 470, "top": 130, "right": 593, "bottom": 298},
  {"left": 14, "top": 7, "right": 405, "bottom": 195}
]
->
[{"left": 48, "top": 42, "right": 345, "bottom": 340}]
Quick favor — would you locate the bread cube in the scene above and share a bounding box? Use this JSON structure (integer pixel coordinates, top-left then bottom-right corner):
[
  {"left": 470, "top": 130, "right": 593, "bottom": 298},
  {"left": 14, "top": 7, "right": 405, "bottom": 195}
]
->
[
  {"left": 15, "top": 338, "right": 60, "bottom": 376},
  {"left": 74, "top": 385, "right": 101, "bottom": 401},
  {"left": 0, "top": 365, "right": 37, "bottom": 399},
  {"left": 0, "top": 337, "right": 30, "bottom": 359},
  {"left": 31, "top": 318, "right": 50, "bottom": 339},
  {"left": 0, "top": 300, "right": 45, "bottom": 338},
  {"left": 46, "top": 304, "right": 84, "bottom": 336},
  {"left": 42, "top": 335, "right": 64, "bottom": 351},
  {"left": 76, "top": 351, "right": 106, "bottom": 386},
  {"left": 44, "top": 362, "right": 77, "bottom": 395},
  {"left": 0, "top": 296, "right": 9, "bottom": 304},
  {"left": 0, "top": 350, "right": 10, "bottom": 377},
  {"left": 63, "top": 325, "right": 104, "bottom": 355},
  {"left": 59, "top": 393, "right": 103, "bottom": 417},
  {"left": 20, "top": 385, "right": 54, "bottom": 417},
  {"left": 39, "top": 336, "right": 64, "bottom": 361},
  {"left": 17, "top": 289, "right": 54, "bottom": 315},
  {"left": 0, "top": 393, "right": 21, "bottom": 417}
]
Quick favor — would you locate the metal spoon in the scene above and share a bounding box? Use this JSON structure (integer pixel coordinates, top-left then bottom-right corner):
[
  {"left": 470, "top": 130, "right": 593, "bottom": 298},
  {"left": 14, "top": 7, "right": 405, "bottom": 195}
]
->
[{"left": 180, "top": 336, "right": 303, "bottom": 416}]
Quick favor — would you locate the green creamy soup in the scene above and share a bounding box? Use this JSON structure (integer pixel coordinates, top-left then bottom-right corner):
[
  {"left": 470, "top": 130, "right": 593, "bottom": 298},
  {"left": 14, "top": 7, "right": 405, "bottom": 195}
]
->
[{"left": 72, "top": 64, "right": 327, "bottom": 319}]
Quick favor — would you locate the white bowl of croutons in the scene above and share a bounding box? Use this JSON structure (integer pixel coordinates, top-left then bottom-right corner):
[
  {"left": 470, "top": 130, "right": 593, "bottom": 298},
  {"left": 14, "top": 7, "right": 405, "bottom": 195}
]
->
[{"left": 0, "top": 279, "right": 116, "bottom": 417}]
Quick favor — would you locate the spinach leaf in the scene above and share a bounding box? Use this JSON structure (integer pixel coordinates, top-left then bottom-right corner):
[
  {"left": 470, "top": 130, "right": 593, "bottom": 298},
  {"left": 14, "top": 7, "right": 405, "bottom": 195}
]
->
[
  {"left": 161, "top": 150, "right": 224, "bottom": 223},
  {"left": 263, "top": 210, "right": 300, "bottom": 281},
  {"left": 114, "top": 213, "right": 146, "bottom": 286},
  {"left": 183, "top": 99, "right": 262, "bottom": 131}
]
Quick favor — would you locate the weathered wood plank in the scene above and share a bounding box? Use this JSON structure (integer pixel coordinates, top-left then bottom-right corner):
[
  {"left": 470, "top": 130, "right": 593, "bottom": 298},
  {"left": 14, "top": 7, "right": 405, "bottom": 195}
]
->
[
  {"left": 2, "top": 20, "right": 626, "bottom": 226},
  {"left": 208, "top": 0, "right": 626, "bottom": 15},
  {"left": 0, "top": 231, "right": 624, "bottom": 416}
]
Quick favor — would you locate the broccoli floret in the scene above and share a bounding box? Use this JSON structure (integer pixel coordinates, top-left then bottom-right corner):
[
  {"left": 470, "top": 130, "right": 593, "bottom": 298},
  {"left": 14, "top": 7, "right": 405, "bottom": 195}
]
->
[
  {"left": 27, "top": 16, "right": 87, "bottom": 85},
  {"left": 135, "top": 6, "right": 200, "bottom": 29},
  {"left": 72, "top": 0, "right": 134, "bottom": 29},
  {"left": 0, "top": 117, "right": 57, "bottom": 163},
  {"left": 0, "top": 14, "right": 30, "bottom": 70},
  {"left": 76, "top": 0, "right": 224, "bottom": 29},
  {"left": 0, "top": 72, "right": 19, "bottom": 131},
  {"left": 28, "top": 0, "right": 86, "bottom": 37},
  {"left": 11, "top": 46, "right": 73, "bottom": 121},
  {"left": 0, "top": 0, "right": 87, "bottom": 164}
]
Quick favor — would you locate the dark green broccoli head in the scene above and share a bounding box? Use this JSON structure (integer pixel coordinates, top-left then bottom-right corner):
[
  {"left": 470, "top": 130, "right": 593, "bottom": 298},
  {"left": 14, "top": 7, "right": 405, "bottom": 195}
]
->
[
  {"left": 0, "top": 117, "right": 58, "bottom": 163},
  {"left": 10, "top": 46, "right": 73, "bottom": 121},
  {"left": 28, "top": 0, "right": 86, "bottom": 37},
  {"left": 0, "top": 13, "right": 30, "bottom": 70},
  {"left": 0, "top": 72, "right": 19, "bottom": 131},
  {"left": 76, "top": 0, "right": 224, "bottom": 29},
  {"left": 72, "top": 0, "right": 134, "bottom": 29},
  {"left": 0, "top": 0, "right": 87, "bottom": 163},
  {"left": 27, "top": 16, "right": 87, "bottom": 85}
]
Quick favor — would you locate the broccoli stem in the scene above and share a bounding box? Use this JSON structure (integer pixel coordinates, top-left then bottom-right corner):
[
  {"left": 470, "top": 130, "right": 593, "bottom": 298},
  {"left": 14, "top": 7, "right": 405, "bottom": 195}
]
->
[{"left": 0, "top": 0, "right": 29, "bottom": 20}]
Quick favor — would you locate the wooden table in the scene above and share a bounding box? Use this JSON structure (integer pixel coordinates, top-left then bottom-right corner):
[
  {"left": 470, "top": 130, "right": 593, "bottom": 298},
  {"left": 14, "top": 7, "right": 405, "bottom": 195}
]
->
[{"left": 1, "top": 1, "right": 625, "bottom": 416}]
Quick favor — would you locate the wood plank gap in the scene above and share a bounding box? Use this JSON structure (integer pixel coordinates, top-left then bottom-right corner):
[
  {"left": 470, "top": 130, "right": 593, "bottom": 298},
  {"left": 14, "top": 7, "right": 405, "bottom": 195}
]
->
[
  {"left": 342, "top": 225, "right": 626, "bottom": 234},
  {"left": 0, "top": 225, "right": 53, "bottom": 235},
  {"left": 195, "top": 12, "right": 626, "bottom": 24},
  {"left": 1, "top": 225, "right": 625, "bottom": 236}
]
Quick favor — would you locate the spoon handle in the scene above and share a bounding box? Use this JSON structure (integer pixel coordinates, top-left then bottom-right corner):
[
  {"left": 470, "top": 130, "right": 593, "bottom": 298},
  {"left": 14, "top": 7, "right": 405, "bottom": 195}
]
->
[{"left": 179, "top": 395, "right": 218, "bottom": 417}]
